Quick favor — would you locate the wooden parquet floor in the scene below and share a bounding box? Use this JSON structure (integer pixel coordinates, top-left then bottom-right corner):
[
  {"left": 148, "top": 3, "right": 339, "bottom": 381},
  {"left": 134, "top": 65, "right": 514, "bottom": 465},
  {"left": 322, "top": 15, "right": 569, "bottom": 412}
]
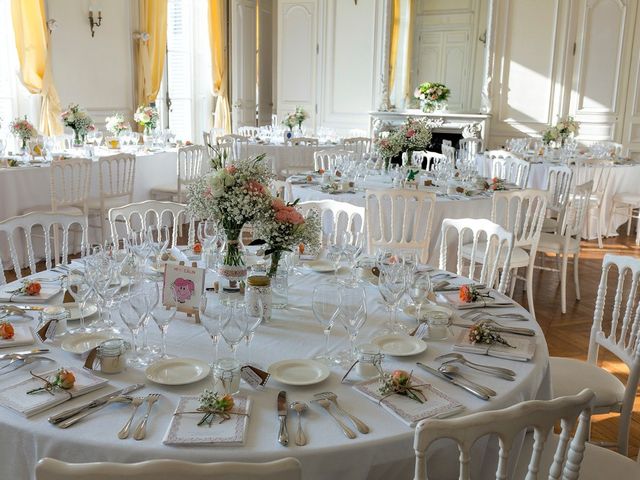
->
[{"left": 3, "top": 230, "right": 640, "bottom": 459}]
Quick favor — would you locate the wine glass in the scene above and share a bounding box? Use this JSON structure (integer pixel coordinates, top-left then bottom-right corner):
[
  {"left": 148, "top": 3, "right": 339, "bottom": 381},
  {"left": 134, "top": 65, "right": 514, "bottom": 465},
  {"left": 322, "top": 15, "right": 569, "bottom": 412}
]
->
[
  {"left": 244, "top": 297, "right": 263, "bottom": 347},
  {"left": 94, "top": 130, "right": 103, "bottom": 146},
  {"left": 129, "top": 280, "right": 160, "bottom": 363},
  {"left": 377, "top": 266, "right": 407, "bottom": 334},
  {"left": 199, "top": 292, "right": 226, "bottom": 364},
  {"left": 409, "top": 271, "right": 432, "bottom": 324},
  {"left": 341, "top": 232, "right": 364, "bottom": 285},
  {"left": 221, "top": 302, "right": 247, "bottom": 359},
  {"left": 118, "top": 295, "right": 146, "bottom": 368},
  {"left": 336, "top": 285, "right": 367, "bottom": 364},
  {"left": 151, "top": 303, "right": 177, "bottom": 359},
  {"left": 66, "top": 273, "right": 92, "bottom": 334},
  {"left": 311, "top": 284, "right": 341, "bottom": 365}
]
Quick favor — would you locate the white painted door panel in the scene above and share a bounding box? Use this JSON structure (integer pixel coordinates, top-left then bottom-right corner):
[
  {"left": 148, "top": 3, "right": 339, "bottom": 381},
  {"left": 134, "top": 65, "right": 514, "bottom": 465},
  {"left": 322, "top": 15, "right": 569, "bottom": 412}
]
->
[
  {"left": 231, "top": 0, "right": 257, "bottom": 130},
  {"left": 258, "top": 0, "right": 273, "bottom": 126}
]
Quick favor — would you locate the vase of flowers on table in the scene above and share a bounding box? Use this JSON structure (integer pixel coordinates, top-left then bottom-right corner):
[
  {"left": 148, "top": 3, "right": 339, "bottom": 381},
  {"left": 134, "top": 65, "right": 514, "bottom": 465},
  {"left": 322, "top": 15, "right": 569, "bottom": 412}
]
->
[
  {"left": 542, "top": 116, "right": 579, "bottom": 148},
  {"left": 105, "top": 113, "right": 130, "bottom": 149},
  {"left": 134, "top": 105, "right": 159, "bottom": 146},
  {"left": 294, "top": 106, "right": 307, "bottom": 131},
  {"left": 61, "top": 104, "right": 94, "bottom": 147},
  {"left": 187, "top": 155, "right": 274, "bottom": 290},
  {"left": 414, "top": 82, "right": 450, "bottom": 113},
  {"left": 374, "top": 131, "right": 401, "bottom": 171},
  {"left": 375, "top": 118, "right": 433, "bottom": 168},
  {"left": 10, "top": 116, "right": 37, "bottom": 154},
  {"left": 282, "top": 113, "right": 297, "bottom": 141}
]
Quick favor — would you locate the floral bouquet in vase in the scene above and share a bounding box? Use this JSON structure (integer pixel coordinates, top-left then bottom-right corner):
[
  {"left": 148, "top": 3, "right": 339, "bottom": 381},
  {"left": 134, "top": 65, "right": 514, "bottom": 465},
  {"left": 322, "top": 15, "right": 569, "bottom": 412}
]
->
[
  {"left": 294, "top": 106, "right": 308, "bottom": 130},
  {"left": 414, "top": 82, "right": 450, "bottom": 113},
  {"left": 542, "top": 116, "right": 579, "bottom": 147},
  {"left": 105, "top": 113, "right": 130, "bottom": 136},
  {"left": 187, "top": 155, "right": 274, "bottom": 288},
  {"left": 61, "top": 104, "right": 94, "bottom": 146},
  {"left": 374, "top": 132, "right": 402, "bottom": 170},
  {"left": 134, "top": 105, "right": 159, "bottom": 137},
  {"left": 10, "top": 117, "right": 37, "bottom": 152}
]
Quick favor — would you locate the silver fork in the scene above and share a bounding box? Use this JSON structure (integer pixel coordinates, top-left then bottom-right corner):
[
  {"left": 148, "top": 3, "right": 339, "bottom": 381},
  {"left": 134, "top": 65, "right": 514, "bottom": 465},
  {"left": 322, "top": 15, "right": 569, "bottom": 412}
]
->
[
  {"left": 312, "top": 399, "right": 356, "bottom": 439},
  {"left": 133, "top": 394, "right": 160, "bottom": 440},
  {"left": 314, "top": 392, "right": 370, "bottom": 434},
  {"left": 118, "top": 397, "right": 145, "bottom": 439}
]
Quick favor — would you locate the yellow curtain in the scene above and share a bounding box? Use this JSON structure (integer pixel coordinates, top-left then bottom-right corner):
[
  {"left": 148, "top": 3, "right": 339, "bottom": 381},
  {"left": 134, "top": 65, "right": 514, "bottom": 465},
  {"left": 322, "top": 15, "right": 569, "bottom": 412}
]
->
[
  {"left": 402, "top": 0, "right": 415, "bottom": 104},
  {"left": 137, "top": 0, "right": 168, "bottom": 106},
  {"left": 388, "top": 0, "right": 401, "bottom": 93},
  {"left": 208, "top": 0, "right": 231, "bottom": 133},
  {"left": 11, "top": 0, "right": 62, "bottom": 135}
]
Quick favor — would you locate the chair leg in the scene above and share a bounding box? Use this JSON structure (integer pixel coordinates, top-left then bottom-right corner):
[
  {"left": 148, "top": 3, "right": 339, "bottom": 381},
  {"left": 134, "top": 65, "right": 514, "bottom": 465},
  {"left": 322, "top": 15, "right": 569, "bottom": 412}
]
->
[
  {"left": 526, "top": 264, "right": 535, "bottom": 320},
  {"left": 626, "top": 205, "right": 632, "bottom": 235},
  {"left": 597, "top": 209, "right": 604, "bottom": 249},
  {"left": 560, "top": 253, "right": 568, "bottom": 314},
  {"left": 573, "top": 253, "right": 580, "bottom": 301},
  {"left": 509, "top": 268, "right": 517, "bottom": 297}
]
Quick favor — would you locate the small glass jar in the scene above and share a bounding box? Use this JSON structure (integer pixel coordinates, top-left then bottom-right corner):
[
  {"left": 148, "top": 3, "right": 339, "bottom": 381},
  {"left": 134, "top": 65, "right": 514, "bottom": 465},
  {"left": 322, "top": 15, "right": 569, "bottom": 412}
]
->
[
  {"left": 356, "top": 343, "right": 383, "bottom": 379},
  {"left": 213, "top": 358, "right": 241, "bottom": 395},
  {"left": 41, "top": 306, "right": 70, "bottom": 334},
  {"left": 426, "top": 310, "right": 450, "bottom": 341},
  {"left": 246, "top": 275, "right": 272, "bottom": 322},
  {"left": 271, "top": 269, "right": 288, "bottom": 309},
  {"left": 96, "top": 338, "right": 130, "bottom": 374}
]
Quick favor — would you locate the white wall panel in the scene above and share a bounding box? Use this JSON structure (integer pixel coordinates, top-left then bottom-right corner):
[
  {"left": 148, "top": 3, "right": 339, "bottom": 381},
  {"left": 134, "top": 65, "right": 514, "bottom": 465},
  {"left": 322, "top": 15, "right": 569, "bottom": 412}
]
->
[{"left": 231, "top": 0, "right": 257, "bottom": 129}]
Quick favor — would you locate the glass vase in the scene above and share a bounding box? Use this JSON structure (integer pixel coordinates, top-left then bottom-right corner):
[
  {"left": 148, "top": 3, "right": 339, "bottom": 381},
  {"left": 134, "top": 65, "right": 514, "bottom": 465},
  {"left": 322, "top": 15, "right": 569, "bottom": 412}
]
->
[
  {"left": 73, "top": 130, "right": 84, "bottom": 147},
  {"left": 143, "top": 127, "right": 153, "bottom": 147},
  {"left": 218, "top": 229, "right": 247, "bottom": 291}
]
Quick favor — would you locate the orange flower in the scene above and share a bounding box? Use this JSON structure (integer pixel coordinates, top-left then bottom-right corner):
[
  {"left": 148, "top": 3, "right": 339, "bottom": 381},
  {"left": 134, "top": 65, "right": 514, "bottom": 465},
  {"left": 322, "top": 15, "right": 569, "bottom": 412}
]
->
[
  {"left": 298, "top": 243, "right": 305, "bottom": 254},
  {"left": 391, "top": 369, "right": 410, "bottom": 385},
  {"left": 0, "top": 322, "right": 15, "bottom": 340},
  {"left": 25, "top": 281, "right": 41, "bottom": 296},
  {"left": 55, "top": 369, "right": 76, "bottom": 390},
  {"left": 317, "top": 168, "right": 325, "bottom": 175},
  {"left": 193, "top": 242, "right": 202, "bottom": 254},
  {"left": 220, "top": 394, "right": 234, "bottom": 411},
  {"left": 459, "top": 284, "right": 473, "bottom": 303}
]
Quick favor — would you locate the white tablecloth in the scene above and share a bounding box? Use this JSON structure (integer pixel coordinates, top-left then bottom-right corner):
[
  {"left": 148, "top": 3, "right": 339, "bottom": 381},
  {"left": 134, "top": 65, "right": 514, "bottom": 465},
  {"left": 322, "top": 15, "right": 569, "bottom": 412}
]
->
[
  {"left": 475, "top": 154, "right": 640, "bottom": 238},
  {"left": 0, "top": 267, "right": 550, "bottom": 479},
  {"left": 246, "top": 143, "right": 339, "bottom": 177}
]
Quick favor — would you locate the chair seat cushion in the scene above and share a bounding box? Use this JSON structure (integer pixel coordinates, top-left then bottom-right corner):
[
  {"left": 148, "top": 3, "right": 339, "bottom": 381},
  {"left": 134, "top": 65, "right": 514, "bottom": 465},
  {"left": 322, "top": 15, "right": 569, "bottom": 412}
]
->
[
  {"left": 536, "top": 232, "right": 580, "bottom": 254},
  {"left": 550, "top": 357, "right": 625, "bottom": 408},
  {"left": 461, "top": 242, "right": 530, "bottom": 268},
  {"left": 86, "top": 197, "right": 131, "bottom": 212},
  {"left": 541, "top": 217, "right": 558, "bottom": 233},
  {"left": 613, "top": 192, "right": 640, "bottom": 205}
]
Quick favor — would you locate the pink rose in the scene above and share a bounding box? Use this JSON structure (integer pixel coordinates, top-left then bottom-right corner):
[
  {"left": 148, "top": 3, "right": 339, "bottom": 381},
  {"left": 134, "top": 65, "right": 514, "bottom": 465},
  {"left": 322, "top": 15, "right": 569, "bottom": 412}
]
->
[
  {"left": 272, "top": 198, "right": 285, "bottom": 210},
  {"left": 246, "top": 180, "right": 265, "bottom": 194},
  {"left": 225, "top": 165, "right": 238, "bottom": 174},
  {"left": 275, "top": 206, "right": 305, "bottom": 225},
  {"left": 406, "top": 129, "right": 415, "bottom": 138},
  {"left": 203, "top": 187, "right": 213, "bottom": 198}
]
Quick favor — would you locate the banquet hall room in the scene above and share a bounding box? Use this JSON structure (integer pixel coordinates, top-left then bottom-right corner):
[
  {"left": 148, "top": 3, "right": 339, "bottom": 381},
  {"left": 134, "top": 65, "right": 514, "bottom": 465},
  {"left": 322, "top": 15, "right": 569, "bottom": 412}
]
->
[{"left": 1, "top": 0, "right": 640, "bottom": 479}]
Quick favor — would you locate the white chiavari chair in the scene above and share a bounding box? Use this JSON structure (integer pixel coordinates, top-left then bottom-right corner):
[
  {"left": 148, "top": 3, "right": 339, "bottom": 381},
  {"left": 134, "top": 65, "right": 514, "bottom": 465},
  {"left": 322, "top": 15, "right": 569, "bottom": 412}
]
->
[
  {"left": 491, "top": 155, "right": 530, "bottom": 188},
  {"left": 313, "top": 149, "right": 341, "bottom": 171},
  {"left": 458, "top": 137, "right": 484, "bottom": 156},
  {"left": 290, "top": 137, "right": 319, "bottom": 147},
  {"left": 608, "top": 191, "right": 640, "bottom": 245},
  {"left": 441, "top": 144, "right": 456, "bottom": 167},
  {"left": 270, "top": 180, "right": 292, "bottom": 202},
  {"left": 439, "top": 218, "right": 514, "bottom": 294},
  {"left": 151, "top": 145, "right": 205, "bottom": 203},
  {"left": 412, "top": 151, "right": 447, "bottom": 171},
  {"left": 202, "top": 130, "right": 211, "bottom": 148},
  {"left": 342, "top": 137, "right": 371, "bottom": 156},
  {"left": 35, "top": 457, "right": 302, "bottom": 480},
  {"left": 86, "top": 153, "right": 136, "bottom": 243},
  {"left": 365, "top": 189, "right": 437, "bottom": 264},
  {"left": 542, "top": 164, "right": 573, "bottom": 233},
  {"left": 0, "top": 212, "right": 88, "bottom": 285},
  {"left": 218, "top": 134, "right": 248, "bottom": 160},
  {"left": 571, "top": 158, "right": 613, "bottom": 248},
  {"left": 413, "top": 389, "right": 595, "bottom": 480},
  {"left": 108, "top": 200, "right": 193, "bottom": 249},
  {"left": 441, "top": 139, "right": 452, "bottom": 147},
  {"left": 297, "top": 199, "right": 365, "bottom": 247},
  {"left": 237, "top": 126, "right": 259, "bottom": 138},
  {"left": 549, "top": 253, "right": 640, "bottom": 455},
  {"left": 534, "top": 181, "right": 593, "bottom": 313}
]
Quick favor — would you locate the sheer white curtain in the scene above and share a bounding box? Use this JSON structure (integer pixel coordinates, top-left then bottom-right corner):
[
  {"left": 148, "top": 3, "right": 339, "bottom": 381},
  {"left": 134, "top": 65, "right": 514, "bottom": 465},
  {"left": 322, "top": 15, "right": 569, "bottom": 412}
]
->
[
  {"left": 0, "top": 0, "right": 41, "bottom": 151},
  {"left": 157, "top": 0, "right": 213, "bottom": 144}
]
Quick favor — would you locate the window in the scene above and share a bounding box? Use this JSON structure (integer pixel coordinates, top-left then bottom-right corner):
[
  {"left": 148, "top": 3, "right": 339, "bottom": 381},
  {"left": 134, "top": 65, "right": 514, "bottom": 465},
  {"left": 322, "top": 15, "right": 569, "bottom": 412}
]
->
[{"left": 158, "top": 0, "right": 212, "bottom": 143}]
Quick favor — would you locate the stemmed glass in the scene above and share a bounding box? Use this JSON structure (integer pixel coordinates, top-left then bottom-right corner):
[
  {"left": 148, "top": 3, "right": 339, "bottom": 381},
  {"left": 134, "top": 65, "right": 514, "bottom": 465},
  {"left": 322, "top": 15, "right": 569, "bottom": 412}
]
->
[
  {"left": 244, "top": 297, "right": 263, "bottom": 348},
  {"left": 118, "top": 295, "right": 146, "bottom": 368},
  {"left": 336, "top": 285, "right": 367, "bottom": 364},
  {"left": 151, "top": 303, "right": 177, "bottom": 359},
  {"left": 221, "top": 302, "right": 247, "bottom": 359},
  {"left": 408, "top": 271, "right": 432, "bottom": 323},
  {"left": 341, "top": 232, "right": 363, "bottom": 285},
  {"left": 311, "top": 284, "right": 341, "bottom": 365},
  {"left": 66, "top": 273, "right": 92, "bottom": 334},
  {"left": 378, "top": 266, "right": 407, "bottom": 334},
  {"left": 199, "top": 291, "right": 225, "bottom": 364},
  {"left": 94, "top": 131, "right": 103, "bottom": 146},
  {"left": 129, "top": 280, "right": 160, "bottom": 363}
]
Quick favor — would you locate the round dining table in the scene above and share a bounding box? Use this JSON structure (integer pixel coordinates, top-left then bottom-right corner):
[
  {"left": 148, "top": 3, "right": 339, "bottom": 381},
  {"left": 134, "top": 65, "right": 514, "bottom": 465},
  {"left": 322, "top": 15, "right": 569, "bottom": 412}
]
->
[{"left": 0, "top": 263, "right": 550, "bottom": 480}]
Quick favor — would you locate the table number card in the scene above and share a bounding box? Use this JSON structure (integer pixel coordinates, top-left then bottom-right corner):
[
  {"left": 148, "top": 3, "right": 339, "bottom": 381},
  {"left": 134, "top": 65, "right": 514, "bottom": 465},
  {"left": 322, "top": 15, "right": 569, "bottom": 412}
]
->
[{"left": 162, "top": 262, "right": 205, "bottom": 310}]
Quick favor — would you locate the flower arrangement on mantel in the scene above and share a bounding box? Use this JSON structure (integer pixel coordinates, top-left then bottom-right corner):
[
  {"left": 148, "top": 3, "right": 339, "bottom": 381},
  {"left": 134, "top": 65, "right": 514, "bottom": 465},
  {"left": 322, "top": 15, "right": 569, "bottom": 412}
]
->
[
  {"left": 61, "top": 104, "right": 95, "bottom": 145},
  {"left": 10, "top": 116, "right": 37, "bottom": 151},
  {"left": 414, "top": 82, "right": 450, "bottom": 113},
  {"left": 542, "top": 116, "right": 580, "bottom": 146}
]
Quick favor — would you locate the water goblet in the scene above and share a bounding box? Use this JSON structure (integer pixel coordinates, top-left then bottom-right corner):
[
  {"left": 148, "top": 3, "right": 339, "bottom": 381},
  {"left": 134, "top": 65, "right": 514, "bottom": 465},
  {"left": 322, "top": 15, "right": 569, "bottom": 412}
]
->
[
  {"left": 118, "top": 295, "right": 146, "bottom": 368},
  {"left": 311, "top": 284, "right": 341, "bottom": 365},
  {"left": 221, "top": 302, "right": 247, "bottom": 359},
  {"left": 377, "top": 266, "right": 407, "bottom": 334},
  {"left": 409, "top": 271, "right": 432, "bottom": 323},
  {"left": 199, "top": 292, "right": 226, "bottom": 364},
  {"left": 336, "top": 285, "right": 367, "bottom": 364},
  {"left": 151, "top": 303, "right": 177, "bottom": 359},
  {"left": 66, "top": 273, "right": 92, "bottom": 334}
]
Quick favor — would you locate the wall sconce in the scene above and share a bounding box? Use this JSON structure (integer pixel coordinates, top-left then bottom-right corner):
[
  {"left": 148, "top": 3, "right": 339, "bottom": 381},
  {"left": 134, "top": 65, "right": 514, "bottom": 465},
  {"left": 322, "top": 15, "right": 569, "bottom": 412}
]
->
[
  {"left": 88, "top": 8, "right": 102, "bottom": 37},
  {"left": 133, "top": 31, "right": 150, "bottom": 42},
  {"left": 46, "top": 19, "right": 58, "bottom": 35}
]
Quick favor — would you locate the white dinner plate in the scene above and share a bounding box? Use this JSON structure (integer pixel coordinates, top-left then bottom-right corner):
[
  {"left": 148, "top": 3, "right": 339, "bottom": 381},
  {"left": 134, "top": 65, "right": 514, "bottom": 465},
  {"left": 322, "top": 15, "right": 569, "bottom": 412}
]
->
[
  {"left": 304, "top": 259, "right": 335, "bottom": 273},
  {"left": 403, "top": 304, "right": 453, "bottom": 322},
  {"left": 62, "top": 302, "right": 98, "bottom": 321},
  {"left": 268, "top": 359, "right": 331, "bottom": 386},
  {"left": 145, "top": 358, "right": 211, "bottom": 386},
  {"left": 60, "top": 332, "right": 117, "bottom": 354},
  {"left": 371, "top": 334, "right": 428, "bottom": 357}
]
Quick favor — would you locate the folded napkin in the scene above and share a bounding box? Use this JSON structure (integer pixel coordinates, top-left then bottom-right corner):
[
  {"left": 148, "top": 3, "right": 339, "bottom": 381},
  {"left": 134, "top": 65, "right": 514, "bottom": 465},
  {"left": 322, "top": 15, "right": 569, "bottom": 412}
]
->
[
  {"left": 169, "top": 247, "right": 190, "bottom": 263},
  {"left": 0, "top": 367, "right": 108, "bottom": 417},
  {"left": 353, "top": 377, "right": 464, "bottom": 427},
  {"left": 0, "top": 325, "right": 35, "bottom": 349},
  {"left": 0, "top": 284, "right": 61, "bottom": 304},
  {"left": 163, "top": 395, "right": 251, "bottom": 445},
  {"left": 437, "top": 291, "right": 513, "bottom": 310},
  {"left": 453, "top": 330, "right": 536, "bottom": 362}
]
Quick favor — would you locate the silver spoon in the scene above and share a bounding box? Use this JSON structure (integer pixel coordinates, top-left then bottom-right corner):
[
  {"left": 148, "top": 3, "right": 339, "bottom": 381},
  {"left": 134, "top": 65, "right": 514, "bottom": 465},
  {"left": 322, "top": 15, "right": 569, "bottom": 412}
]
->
[
  {"left": 118, "top": 397, "right": 144, "bottom": 439},
  {"left": 438, "top": 364, "right": 497, "bottom": 397},
  {"left": 290, "top": 401, "right": 308, "bottom": 446},
  {"left": 436, "top": 353, "right": 516, "bottom": 377}
]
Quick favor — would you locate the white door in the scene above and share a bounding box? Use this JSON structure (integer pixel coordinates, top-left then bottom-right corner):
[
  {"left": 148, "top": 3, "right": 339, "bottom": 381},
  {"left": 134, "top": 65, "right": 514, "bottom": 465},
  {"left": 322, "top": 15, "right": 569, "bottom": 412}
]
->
[
  {"left": 258, "top": 0, "right": 274, "bottom": 126},
  {"left": 622, "top": 4, "right": 640, "bottom": 158},
  {"left": 231, "top": 0, "right": 257, "bottom": 130}
]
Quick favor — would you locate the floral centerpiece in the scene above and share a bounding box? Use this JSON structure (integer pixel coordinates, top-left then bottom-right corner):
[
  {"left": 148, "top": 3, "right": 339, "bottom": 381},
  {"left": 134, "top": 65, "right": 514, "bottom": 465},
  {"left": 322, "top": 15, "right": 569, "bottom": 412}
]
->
[
  {"left": 414, "top": 82, "right": 450, "bottom": 113},
  {"left": 375, "top": 118, "right": 432, "bottom": 168},
  {"left": 542, "top": 116, "right": 579, "bottom": 147},
  {"left": 105, "top": 113, "right": 130, "bottom": 136},
  {"left": 61, "top": 104, "right": 94, "bottom": 146},
  {"left": 187, "top": 155, "right": 274, "bottom": 288},
  {"left": 254, "top": 198, "right": 320, "bottom": 277},
  {"left": 134, "top": 105, "right": 159, "bottom": 134},
  {"left": 10, "top": 117, "right": 37, "bottom": 152},
  {"left": 294, "top": 106, "right": 307, "bottom": 129}
]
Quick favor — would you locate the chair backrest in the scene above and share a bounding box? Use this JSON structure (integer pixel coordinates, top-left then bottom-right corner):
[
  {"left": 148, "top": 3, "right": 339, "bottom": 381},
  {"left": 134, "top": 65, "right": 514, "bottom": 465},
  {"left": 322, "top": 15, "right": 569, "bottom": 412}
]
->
[
  {"left": 560, "top": 180, "right": 593, "bottom": 238},
  {"left": 35, "top": 457, "right": 302, "bottom": 480},
  {"left": 441, "top": 144, "right": 456, "bottom": 166},
  {"left": 313, "top": 149, "right": 344, "bottom": 171},
  {"left": 545, "top": 164, "right": 573, "bottom": 215},
  {"left": 237, "top": 126, "right": 259, "bottom": 138},
  {"left": 108, "top": 200, "right": 192, "bottom": 248},
  {"left": 50, "top": 157, "right": 92, "bottom": 211},
  {"left": 215, "top": 139, "right": 234, "bottom": 166},
  {"left": 412, "top": 151, "right": 447, "bottom": 171},
  {"left": 491, "top": 189, "right": 547, "bottom": 250},
  {"left": 297, "top": 199, "right": 365, "bottom": 246},
  {"left": 291, "top": 137, "right": 319, "bottom": 147},
  {"left": 218, "top": 134, "right": 248, "bottom": 160},
  {"left": 342, "top": 136, "right": 371, "bottom": 155},
  {"left": 442, "top": 139, "right": 452, "bottom": 147},
  {"left": 572, "top": 159, "right": 613, "bottom": 199},
  {"left": 439, "top": 218, "right": 514, "bottom": 293},
  {"left": 587, "top": 254, "right": 640, "bottom": 452},
  {"left": 491, "top": 155, "right": 530, "bottom": 188},
  {"left": 413, "top": 389, "right": 594, "bottom": 480},
  {"left": 0, "top": 212, "right": 88, "bottom": 284},
  {"left": 458, "top": 137, "right": 484, "bottom": 155},
  {"left": 270, "top": 179, "right": 292, "bottom": 201},
  {"left": 202, "top": 130, "right": 211, "bottom": 148},
  {"left": 176, "top": 145, "right": 205, "bottom": 201},
  {"left": 365, "top": 189, "right": 437, "bottom": 263},
  {"left": 98, "top": 153, "right": 136, "bottom": 204}
]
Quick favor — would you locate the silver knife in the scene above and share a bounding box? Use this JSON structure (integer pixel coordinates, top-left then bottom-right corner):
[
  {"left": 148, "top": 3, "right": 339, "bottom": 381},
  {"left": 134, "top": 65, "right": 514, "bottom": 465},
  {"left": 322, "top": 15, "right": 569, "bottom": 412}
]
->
[
  {"left": 0, "top": 349, "right": 50, "bottom": 361},
  {"left": 416, "top": 362, "right": 490, "bottom": 401},
  {"left": 277, "top": 390, "right": 289, "bottom": 446},
  {"left": 48, "top": 384, "right": 144, "bottom": 425}
]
